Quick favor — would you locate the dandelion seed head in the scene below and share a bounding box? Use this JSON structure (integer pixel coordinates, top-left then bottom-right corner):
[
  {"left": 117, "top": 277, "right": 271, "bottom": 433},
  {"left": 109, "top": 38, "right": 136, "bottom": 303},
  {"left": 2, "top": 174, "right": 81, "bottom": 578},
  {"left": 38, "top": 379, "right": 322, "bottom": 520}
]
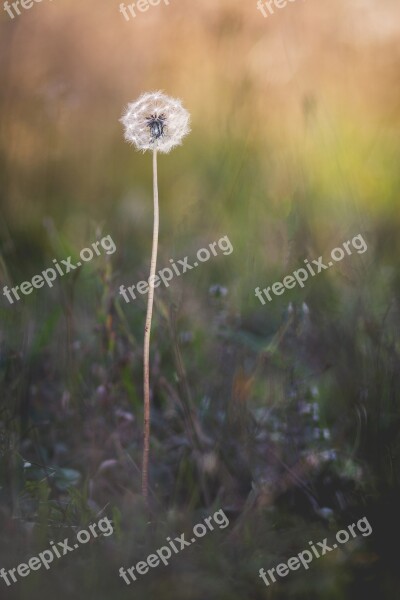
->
[{"left": 120, "top": 91, "right": 191, "bottom": 154}]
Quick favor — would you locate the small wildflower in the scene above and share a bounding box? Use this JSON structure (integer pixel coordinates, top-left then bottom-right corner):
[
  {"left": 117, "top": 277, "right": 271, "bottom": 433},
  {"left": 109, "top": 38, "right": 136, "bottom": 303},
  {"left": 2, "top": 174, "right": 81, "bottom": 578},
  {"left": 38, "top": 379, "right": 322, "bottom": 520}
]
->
[
  {"left": 321, "top": 450, "right": 337, "bottom": 461},
  {"left": 299, "top": 402, "right": 312, "bottom": 415},
  {"left": 209, "top": 284, "right": 228, "bottom": 298},
  {"left": 317, "top": 507, "right": 334, "bottom": 520},
  {"left": 323, "top": 428, "right": 330, "bottom": 440}
]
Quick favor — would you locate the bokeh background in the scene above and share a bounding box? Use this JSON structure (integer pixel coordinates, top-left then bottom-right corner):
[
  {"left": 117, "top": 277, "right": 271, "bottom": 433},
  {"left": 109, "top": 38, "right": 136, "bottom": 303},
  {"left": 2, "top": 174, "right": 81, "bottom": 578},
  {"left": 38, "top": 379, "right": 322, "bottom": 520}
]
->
[{"left": 1, "top": 0, "right": 400, "bottom": 598}]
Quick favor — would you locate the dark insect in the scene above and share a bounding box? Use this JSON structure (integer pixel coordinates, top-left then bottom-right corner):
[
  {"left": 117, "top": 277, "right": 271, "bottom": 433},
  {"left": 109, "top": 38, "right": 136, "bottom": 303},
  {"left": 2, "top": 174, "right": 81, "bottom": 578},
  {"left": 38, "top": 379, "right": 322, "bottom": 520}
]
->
[{"left": 146, "top": 113, "right": 166, "bottom": 141}]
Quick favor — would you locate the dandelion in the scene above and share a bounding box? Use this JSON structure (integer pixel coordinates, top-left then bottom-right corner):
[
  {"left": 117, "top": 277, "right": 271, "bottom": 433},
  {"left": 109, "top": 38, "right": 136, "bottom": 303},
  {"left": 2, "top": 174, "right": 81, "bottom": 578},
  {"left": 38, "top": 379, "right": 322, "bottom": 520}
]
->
[
  {"left": 120, "top": 92, "right": 191, "bottom": 501},
  {"left": 120, "top": 91, "right": 190, "bottom": 154}
]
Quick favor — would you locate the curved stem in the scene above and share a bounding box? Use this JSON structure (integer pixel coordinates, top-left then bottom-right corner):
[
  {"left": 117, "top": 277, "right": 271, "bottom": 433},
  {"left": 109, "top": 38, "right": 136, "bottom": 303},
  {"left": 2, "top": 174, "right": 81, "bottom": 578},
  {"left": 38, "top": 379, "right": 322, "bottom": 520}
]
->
[{"left": 142, "top": 149, "right": 159, "bottom": 501}]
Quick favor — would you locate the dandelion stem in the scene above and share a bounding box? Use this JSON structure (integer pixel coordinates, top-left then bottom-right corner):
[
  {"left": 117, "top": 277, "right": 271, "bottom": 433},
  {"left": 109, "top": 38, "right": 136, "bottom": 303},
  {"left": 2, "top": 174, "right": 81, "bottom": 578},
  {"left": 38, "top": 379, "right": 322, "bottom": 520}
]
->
[{"left": 142, "top": 148, "right": 159, "bottom": 501}]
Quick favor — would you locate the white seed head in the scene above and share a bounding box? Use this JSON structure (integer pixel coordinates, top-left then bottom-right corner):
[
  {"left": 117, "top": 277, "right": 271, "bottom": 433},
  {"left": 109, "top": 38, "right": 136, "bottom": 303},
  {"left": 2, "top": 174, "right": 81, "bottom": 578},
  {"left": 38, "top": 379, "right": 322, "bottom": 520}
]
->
[{"left": 120, "top": 91, "right": 191, "bottom": 154}]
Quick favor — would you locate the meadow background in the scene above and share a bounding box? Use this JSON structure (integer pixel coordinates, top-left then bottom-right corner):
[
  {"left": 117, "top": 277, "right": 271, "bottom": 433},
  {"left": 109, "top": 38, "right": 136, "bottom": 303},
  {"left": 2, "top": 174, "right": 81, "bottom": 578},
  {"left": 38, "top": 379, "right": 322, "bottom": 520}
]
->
[{"left": 0, "top": 0, "right": 400, "bottom": 598}]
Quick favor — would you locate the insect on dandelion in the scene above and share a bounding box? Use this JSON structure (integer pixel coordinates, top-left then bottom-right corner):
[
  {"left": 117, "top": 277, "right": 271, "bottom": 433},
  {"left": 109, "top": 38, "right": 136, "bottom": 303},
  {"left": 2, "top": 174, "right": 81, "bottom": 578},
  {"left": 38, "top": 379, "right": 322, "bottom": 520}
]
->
[
  {"left": 120, "top": 91, "right": 190, "bottom": 501},
  {"left": 146, "top": 113, "right": 166, "bottom": 141}
]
